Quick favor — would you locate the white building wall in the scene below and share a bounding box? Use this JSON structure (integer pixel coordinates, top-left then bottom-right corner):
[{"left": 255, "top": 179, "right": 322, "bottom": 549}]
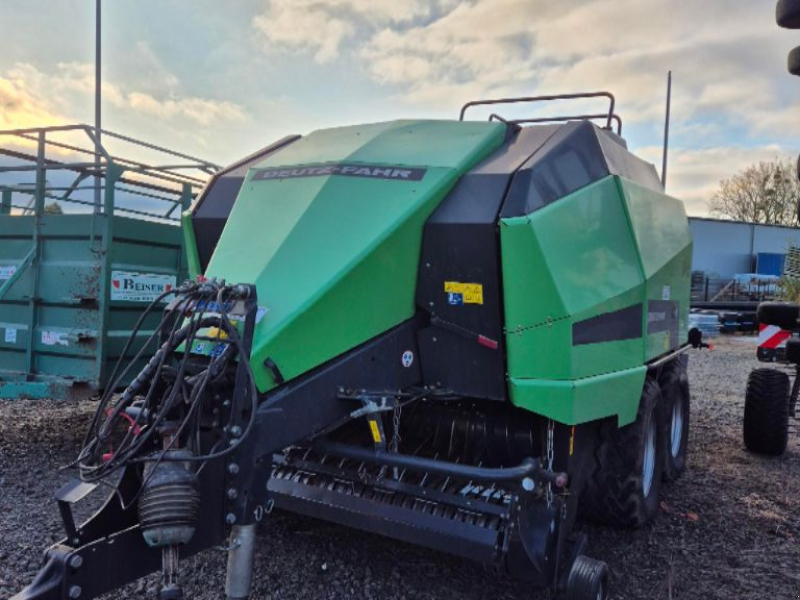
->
[{"left": 688, "top": 218, "right": 800, "bottom": 278}]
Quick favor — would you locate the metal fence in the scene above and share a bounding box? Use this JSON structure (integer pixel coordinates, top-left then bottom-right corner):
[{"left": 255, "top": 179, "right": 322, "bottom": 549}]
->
[
  {"left": 691, "top": 275, "right": 781, "bottom": 303},
  {"left": 0, "top": 124, "right": 219, "bottom": 399},
  {"left": 0, "top": 124, "right": 219, "bottom": 221}
]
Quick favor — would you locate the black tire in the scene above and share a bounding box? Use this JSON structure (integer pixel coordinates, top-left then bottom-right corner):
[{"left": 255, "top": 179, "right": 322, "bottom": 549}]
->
[
  {"left": 777, "top": 0, "right": 800, "bottom": 28},
  {"left": 660, "top": 360, "right": 690, "bottom": 482},
  {"left": 582, "top": 379, "right": 665, "bottom": 528},
  {"left": 757, "top": 302, "right": 799, "bottom": 331},
  {"left": 565, "top": 555, "right": 609, "bottom": 600},
  {"left": 743, "top": 368, "right": 790, "bottom": 456}
]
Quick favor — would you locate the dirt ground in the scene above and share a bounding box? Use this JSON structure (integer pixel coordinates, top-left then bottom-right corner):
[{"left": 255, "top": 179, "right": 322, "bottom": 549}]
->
[{"left": 1, "top": 336, "right": 799, "bottom": 600}]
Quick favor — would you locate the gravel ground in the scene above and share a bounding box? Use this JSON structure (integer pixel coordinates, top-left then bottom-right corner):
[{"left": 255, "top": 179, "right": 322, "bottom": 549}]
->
[{"left": 2, "top": 336, "right": 799, "bottom": 600}]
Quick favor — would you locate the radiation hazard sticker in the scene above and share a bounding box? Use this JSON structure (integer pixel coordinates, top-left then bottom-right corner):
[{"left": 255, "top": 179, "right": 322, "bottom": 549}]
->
[{"left": 444, "top": 281, "right": 484, "bottom": 305}]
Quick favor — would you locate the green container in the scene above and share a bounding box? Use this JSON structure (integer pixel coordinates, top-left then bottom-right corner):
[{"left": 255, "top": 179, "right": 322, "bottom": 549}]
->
[{"left": 0, "top": 125, "right": 216, "bottom": 399}]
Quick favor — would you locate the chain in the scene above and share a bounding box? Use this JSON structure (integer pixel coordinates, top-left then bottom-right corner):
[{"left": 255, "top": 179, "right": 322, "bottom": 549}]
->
[
  {"left": 546, "top": 419, "right": 555, "bottom": 508},
  {"left": 391, "top": 403, "right": 402, "bottom": 479},
  {"left": 390, "top": 403, "right": 402, "bottom": 451}
]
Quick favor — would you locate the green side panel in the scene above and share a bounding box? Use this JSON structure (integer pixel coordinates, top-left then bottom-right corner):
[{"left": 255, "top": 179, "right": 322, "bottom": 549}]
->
[
  {"left": 508, "top": 366, "right": 647, "bottom": 426},
  {"left": 500, "top": 174, "right": 692, "bottom": 426},
  {"left": 182, "top": 209, "right": 202, "bottom": 280},
  {"left": 501, "top": 177, "right": 645, "bottom": 330},
  {"left": 500, "top": 176, "right": 646, "bottom": 381},
  {"left": 205, "top": 120, "right": 505, "bottom": 392},
  {"left": 505, "top": 301, "right": 646, "bottom": 381},
  {"left": 617, "top": 179, "right": 693, "bottom": 359}
]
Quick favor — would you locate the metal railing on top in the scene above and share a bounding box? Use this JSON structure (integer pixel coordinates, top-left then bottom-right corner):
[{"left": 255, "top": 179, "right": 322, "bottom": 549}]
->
[
  {"left": 459, "top": 91, "right": 617, "bottom": 131},
  {"left": 0, "top": 124, "right": 220, "bottom": 222}
]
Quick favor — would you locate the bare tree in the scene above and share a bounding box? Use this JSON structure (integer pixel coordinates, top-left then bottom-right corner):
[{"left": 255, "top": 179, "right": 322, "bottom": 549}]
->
[{"left": 708, "top": 160, "right": 800, "bottom": 226}]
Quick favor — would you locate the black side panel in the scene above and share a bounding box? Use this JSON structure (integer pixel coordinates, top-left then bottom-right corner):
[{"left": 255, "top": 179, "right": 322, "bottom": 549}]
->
[
  {"left": 500, "top": 121, "right": 662, "bottom": 218},
  {"left": 191, "top": 135, "right": 300, "bottom": 271},
  {"left": 416, "top": 127, "right": 560, "bottom": 401}
]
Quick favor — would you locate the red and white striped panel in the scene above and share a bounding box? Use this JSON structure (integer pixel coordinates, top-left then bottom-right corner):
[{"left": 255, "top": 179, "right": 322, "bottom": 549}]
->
[{"left": 758, "top": 324, "right": 791, "bottom": 349}]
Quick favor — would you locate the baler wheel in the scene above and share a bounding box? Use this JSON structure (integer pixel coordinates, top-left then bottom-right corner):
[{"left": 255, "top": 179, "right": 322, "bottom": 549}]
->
[
  {"left": 660, "top": 361, "right": 690, "bottom": 482},
  {"left": 743, "top": 368, "right": 790, "bottom": 456},
  {"left": 581, "top": 378, "right": 665, "bottom": 528},
  {"left": 564, "top": 555, "right": 609, "bottom": 600}
]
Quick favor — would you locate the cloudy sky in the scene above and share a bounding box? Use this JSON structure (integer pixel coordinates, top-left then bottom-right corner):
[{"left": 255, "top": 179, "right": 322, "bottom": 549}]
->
[{"left": 1, "top": 0, "right": 798, "bottom": 215}]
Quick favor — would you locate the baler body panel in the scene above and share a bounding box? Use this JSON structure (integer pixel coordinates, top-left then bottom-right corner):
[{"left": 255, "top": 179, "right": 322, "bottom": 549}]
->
[
  {"left": 617, "top": 178, "right": 693, "bottom": 361},
  {"left": 501, "top": 173, "right": 691, "bottom": 426},
  {"left": 195, "top": 118, "right": 690, "bottom": 424},
  {"left": 204, "top": 120, "right": 505, "bottom": 392}
]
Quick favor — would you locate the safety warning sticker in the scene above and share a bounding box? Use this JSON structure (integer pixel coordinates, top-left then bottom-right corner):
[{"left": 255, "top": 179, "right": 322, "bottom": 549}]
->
[
  {"left": 111, "top": 271, "right": 176, "bottom": 303},
  {"left": 4, "top": 328, "right": 17, "bottom": 344},
  {"left": 0, "top": 265, "right": 17, "bottom": 280},
  {"left": 444, "top": 281, "right": 484, "bottom": 305}
]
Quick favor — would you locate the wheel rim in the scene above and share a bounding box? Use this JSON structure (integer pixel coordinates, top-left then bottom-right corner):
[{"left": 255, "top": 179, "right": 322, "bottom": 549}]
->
[
  {"left": 642, "top": 416, "right": 656, "bottom": 497},
  {"left": 670, "top": 396, "right": 684, "bottom": 458}
]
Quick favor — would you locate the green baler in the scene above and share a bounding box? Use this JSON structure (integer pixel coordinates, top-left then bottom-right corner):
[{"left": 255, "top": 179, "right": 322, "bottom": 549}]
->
[{"left": 15, "top": 94, "right": 696, "bottom": 600}]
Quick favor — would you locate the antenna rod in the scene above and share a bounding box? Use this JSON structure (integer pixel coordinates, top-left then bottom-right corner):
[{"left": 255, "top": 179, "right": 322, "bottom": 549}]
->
[
  {"left": 661, "top": 70, "right": 672, "bottom": 189},
  {"left": 94, "top": 0, "right": 102, "bottom": 213}
]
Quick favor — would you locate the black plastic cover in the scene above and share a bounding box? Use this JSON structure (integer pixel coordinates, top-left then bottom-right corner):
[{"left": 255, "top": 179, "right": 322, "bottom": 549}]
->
[
  {"left": 416, "top": 126, "right": 560, "bottom": 401},
  {"left": 500, "top": 121, "right": 662, "bottom": 218}
]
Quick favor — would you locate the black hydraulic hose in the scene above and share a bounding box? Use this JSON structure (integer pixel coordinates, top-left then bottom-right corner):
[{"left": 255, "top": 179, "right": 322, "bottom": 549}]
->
[
  {"left": 118, "top": 314, "right": 222, "bottom": 407},
  {"left": 315, "top": 441, "right": 568, "bottom": 486},
  {"left": 78, "top": 308, "right": 217, "bottom": 479},
  {"left": 136, "top": 288, "right": 259, "bottom": 464}
]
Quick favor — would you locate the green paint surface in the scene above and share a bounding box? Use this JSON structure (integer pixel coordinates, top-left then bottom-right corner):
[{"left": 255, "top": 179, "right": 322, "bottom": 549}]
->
[
  {"left": 508, "top": 366, "right": 647, "bottom": 426},
  {"left": 206, "top": 120, "right": 505, "bottom": 392},
  {"left": 500, "top": 175, "right": 691, "bottom": 426},
  {"left": 617, "top": 179, "right": 692, "bottom": 360}
]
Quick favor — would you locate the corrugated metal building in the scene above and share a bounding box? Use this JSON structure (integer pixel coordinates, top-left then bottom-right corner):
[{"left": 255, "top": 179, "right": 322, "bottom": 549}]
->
[{"left": 689, "top": 217, "right": 800, "bottom": 278}]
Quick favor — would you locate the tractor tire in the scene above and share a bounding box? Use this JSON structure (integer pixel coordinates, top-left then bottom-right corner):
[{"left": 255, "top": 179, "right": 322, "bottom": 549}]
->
[
  {"left": 743, "top": 368, "right": 790, "bottom": 456},
  {"left": 582, "top": 378, "right": 665, "bottom": 528},
  {"left": 565, "top": 555, "right": 609, "bottom": 600},
  {"left": 660, "top": 360, "right": 690, "bottom": 482},
  {"left": 757, "top": 302, "right": 799, "bottom": 331}
]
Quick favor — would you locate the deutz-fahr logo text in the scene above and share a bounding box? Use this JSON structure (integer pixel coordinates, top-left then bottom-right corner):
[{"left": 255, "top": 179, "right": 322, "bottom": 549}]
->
[{"left": 252, "top": 163, "right": 427, "bottom": 182}]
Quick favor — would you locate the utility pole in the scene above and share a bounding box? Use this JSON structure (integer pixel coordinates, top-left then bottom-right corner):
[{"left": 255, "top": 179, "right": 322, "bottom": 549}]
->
[
  {"left": 661, "top": 71, "right": 672, "bottom": 190},
  {"left": 94, "top": 0, "right": 102, "bottom": 213}
]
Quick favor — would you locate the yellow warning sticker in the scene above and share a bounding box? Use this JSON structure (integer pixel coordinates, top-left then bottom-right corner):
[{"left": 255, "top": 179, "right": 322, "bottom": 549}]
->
[
  {"left": 206, "top": 326, "right": 228, "bottom": 340},
  {"left": 444, "top": 281, "right": 484, "bottom": 305},
  {"left": 569, "top": 426, "right": 575, "bottom": 456},
  {"left": 368, "top": 419, "right": 382, "bottom": 443}
]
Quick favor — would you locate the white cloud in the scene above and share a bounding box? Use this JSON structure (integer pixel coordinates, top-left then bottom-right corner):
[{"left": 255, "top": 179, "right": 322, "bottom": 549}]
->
[
  {"left": 249, "top": 0, "right": 799, "bottom": 215},
  {"left": 0, "top": 62, "right": 246, "bottom": 130},
  {"left": 0, "top": 64, "right": 65, "bottom": 129},
  {"left": 638, "top": 144, "right": 794, "bottom": 216},
  {"left": 128, "top": 92, "right": 245, "bottom": 125},
  {"left": 252, "top": 0, "right": 441, "bottom": 63}
]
